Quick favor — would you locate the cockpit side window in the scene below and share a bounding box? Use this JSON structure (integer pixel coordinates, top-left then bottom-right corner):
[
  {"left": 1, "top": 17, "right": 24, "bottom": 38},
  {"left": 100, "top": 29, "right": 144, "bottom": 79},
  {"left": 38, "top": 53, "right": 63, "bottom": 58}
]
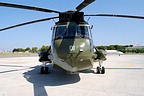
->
[
  {"left": 88, "top": 26, "right": 92, "bottom": 38},
  {"left": 77, "top": 26, "right": 89, "bottom": 37}
]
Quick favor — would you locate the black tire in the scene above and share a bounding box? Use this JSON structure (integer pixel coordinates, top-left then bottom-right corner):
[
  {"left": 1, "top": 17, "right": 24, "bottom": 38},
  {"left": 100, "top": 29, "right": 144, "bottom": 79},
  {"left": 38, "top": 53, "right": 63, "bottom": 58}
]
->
[
  {"left": 101, "top": 66, "right": 105, "bottom": 74},
  {"left": 97, "top": 67, "right": 101, "bottom": 74},
  {"left": 40, "top": 66, "right": 44, "bottom": 74},
  {"left": 40, "top": 66, "right": 49, "bottom": 74},
  {"left": 45, "top": 67, "right": 49, "bottom": 74}
]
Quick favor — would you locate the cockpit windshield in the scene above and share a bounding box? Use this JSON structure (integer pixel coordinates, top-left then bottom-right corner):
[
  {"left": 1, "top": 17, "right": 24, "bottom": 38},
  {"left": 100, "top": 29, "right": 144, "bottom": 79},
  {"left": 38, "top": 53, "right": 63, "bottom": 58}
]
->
[
  {"left": 55, "top": 26, "right": 66, "bottom": 38},
  {"left": 54, "top": 25, "right": 91, "bottom": 39}
]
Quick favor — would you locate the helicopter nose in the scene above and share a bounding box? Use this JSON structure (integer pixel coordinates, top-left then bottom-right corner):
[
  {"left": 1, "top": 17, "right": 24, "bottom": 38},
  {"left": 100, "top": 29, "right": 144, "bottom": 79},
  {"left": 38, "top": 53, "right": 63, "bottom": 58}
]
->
[{"left": 79, "top": 42, "right": 85, "bottom": 52}]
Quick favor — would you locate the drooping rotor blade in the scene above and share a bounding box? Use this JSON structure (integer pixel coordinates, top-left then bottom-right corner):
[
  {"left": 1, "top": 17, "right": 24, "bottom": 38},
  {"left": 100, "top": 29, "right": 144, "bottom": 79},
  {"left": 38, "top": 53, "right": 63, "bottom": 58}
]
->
[
  {"left": 76, "top": 0, "right": 95, "bottom": 11},
  {"left": 0, "top": 2, "right": 60, "bottom": 13},
  {"left": 0, "top": 17, "right": 58, "bottom": 31},
  {"left": 85, "top": 14, "right": 144, "bottom": 19}
]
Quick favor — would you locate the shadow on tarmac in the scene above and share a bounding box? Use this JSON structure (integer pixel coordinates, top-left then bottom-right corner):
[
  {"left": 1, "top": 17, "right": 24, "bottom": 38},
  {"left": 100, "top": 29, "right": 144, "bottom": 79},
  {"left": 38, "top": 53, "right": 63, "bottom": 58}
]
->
[{"left": 23, "top": 65, "right": 80, "bottom": 96}]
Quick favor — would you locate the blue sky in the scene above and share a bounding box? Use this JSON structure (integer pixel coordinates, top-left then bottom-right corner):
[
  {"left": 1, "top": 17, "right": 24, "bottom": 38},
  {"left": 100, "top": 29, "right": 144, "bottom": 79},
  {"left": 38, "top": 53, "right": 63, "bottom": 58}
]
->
[{"left": 0, "top": 0, "right": 144, "bottom": 51}]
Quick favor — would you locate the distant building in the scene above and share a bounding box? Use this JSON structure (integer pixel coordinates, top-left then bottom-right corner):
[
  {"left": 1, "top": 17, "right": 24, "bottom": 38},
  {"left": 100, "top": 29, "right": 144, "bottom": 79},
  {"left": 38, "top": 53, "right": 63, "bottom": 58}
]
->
[
  {"left": 127, "top": 44, "right": 144, "bottom": 49},
  {"left": 133, "top": 44, "right": 144, "bottom": 49}
]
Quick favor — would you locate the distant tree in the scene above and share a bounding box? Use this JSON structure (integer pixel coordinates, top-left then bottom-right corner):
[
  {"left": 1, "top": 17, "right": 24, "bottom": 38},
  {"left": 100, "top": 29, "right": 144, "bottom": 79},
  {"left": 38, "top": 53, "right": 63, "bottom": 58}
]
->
[
  {"left": 17, "top": 48, "right": 25, "bottom": 52},
  {"left": 96, "top": 46, "right": 107, "bottom": 50},
  {"left": 107, "top": 45, "right": 115, "bottom": 50},
  {"left": 31, "top": 47, "right": 39, "bottom": 53},
  {"left": 12, "top": 48, "right": 25, "bottom": 52},
  {"left": 12, "top": 48, "right": 18, "bottom": 53},
  {"left": 40, "top": 45, "right": 49, "bottom": 51},
  {"left": 25, "top": 47, "right": 31, "bottom": 52}
]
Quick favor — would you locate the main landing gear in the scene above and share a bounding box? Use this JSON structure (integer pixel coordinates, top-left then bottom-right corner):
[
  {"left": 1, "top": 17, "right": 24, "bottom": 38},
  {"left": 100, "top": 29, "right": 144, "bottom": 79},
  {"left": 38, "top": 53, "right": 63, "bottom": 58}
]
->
[
  {"left": 96, "top": 60, "right": 105, "bottom": 74},
  {"left": 40, "top": 62, "right": 49, "bottom": 74}
]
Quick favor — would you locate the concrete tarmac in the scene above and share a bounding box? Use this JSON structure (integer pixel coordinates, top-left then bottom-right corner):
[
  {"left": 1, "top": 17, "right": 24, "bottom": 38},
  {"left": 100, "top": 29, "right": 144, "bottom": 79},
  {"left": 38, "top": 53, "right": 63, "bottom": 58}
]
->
[{"left": 0, "top": 54, "right": 144, "bottom": 96}]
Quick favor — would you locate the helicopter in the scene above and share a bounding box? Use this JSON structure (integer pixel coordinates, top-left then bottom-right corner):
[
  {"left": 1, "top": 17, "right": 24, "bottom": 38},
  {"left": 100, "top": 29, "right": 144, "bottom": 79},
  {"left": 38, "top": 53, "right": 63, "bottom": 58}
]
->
[{"left": 0, "top": 0, "right": 144, "bottom": 74}]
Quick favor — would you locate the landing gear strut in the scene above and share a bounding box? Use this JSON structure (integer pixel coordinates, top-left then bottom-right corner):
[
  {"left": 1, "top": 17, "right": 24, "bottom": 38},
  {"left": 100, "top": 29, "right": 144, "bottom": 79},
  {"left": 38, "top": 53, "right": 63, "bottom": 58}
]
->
[
  {"left": 40, "top": 62, "right": 49, "bottom": 74},
  {"left": 96, "top": 60, "right": 105, "bottom": 74}
]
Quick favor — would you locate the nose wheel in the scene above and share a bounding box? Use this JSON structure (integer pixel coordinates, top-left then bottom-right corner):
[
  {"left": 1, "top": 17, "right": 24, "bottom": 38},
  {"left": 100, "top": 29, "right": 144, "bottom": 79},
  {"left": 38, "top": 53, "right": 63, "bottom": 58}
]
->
[
  {"left": 96, "top": 61, "right": 105, "bottom": 74},
  {"left": 40, "top": 62, "right": 49, "bottom": 74}
]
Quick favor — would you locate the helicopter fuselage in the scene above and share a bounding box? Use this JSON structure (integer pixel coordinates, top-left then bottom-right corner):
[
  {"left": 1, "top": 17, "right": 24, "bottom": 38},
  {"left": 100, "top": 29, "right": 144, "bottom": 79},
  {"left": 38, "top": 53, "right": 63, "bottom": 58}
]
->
[{"left": 50, "top": 21, "right": 95, "bottom": 72}]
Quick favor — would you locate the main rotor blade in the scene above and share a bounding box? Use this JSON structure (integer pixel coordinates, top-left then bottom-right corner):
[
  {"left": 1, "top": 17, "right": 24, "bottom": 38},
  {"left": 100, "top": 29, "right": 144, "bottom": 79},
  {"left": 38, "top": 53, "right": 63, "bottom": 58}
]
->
[
  {"left": 85, "top": 14, "right": 144, "bottom": 19},
  {"left": 0, "top": 17, "right": 58, "bottom": 31},
  {"left": 76, "top": 0, "right": 95, "bottom": 11},
  {"left": 0, "top": 2, "right": 60, "bottom": 13}
]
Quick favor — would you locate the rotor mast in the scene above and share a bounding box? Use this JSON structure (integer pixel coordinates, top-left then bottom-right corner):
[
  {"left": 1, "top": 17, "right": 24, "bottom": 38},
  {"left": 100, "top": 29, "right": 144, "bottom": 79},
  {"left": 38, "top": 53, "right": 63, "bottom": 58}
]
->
[{"left": 59, "top": 11, "right": 84, "bottom": 22}]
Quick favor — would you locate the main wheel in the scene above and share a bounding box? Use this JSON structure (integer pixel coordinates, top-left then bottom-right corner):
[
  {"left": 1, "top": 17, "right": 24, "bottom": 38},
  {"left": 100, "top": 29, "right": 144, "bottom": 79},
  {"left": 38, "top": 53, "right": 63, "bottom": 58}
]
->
[
  {"left": 101, "top": 66, "right": 105, "bottom": 74},
  {"left": 45, "top": 67, "right": 49, "bottom": 74},
  {"left": 97, "top": 67, "right": 101, "bottom": 74},
  {"left": 40, "top": 66, "right": 49, "bottom": 74},
  {"left": 40, "top": 66, "right": 44, "bottom": 74}
]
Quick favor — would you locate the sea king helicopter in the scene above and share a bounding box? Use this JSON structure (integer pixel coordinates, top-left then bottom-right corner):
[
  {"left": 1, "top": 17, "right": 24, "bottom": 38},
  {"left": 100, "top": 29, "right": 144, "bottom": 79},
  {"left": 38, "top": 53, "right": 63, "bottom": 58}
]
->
[{"left": 0, "top": 0, "right": 144, "bottom": 74}]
